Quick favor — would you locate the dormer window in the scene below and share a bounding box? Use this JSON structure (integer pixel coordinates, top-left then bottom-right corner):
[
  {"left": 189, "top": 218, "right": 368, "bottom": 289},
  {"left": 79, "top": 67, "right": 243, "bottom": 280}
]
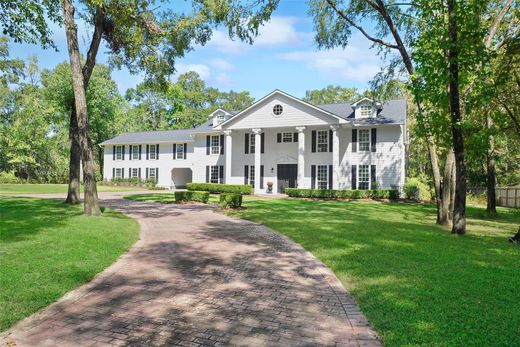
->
[
  {"left": 360, "top": 105, "right": 372, "bottom": 117},
  {"left": 215, "top": 113, "right": 225, "bottom": 125}
]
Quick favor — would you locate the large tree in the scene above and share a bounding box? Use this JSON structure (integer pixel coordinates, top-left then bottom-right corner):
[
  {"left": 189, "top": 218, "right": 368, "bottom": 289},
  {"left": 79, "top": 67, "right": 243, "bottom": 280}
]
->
[{"left": 303, "top": 85, "right": 360, "bottom": 104}]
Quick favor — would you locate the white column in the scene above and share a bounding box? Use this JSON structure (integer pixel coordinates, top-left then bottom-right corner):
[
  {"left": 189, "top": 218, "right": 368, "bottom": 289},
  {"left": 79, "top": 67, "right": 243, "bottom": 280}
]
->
[
  {"left": 252, "top": 128, "right": 262, "bottom": 194},
  {"left": 296, "top": 126, "right": 306, "bottom": 188},
  {"left": 331, "top": 125, "right": 340, "bottom": 189},
  {"left": 224, "top": 130, "right": 232, "bottom": 184}
]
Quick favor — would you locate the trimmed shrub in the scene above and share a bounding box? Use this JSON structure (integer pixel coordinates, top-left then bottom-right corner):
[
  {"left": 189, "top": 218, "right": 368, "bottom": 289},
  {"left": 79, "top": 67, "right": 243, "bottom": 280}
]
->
[
  {"left": 187, "top": 183, "right": 252, "bottom": 195},
  {"left": 174, "top": 190, "right": 209, "bottom": 203},
  {"left": 219, "top": 193, "right": 243, "bottom": 209},
  {"left": 403, "top": 177, "right": 431, "bottom": 201},
  {"left": 102, "top": 178, "right": 157, "bottom": 188},
  {"left": 0, "top": 171, "right": 21, "bottom": 184},
  {"left": 285, "top": 188, "right": 399, "bottom": 200}
]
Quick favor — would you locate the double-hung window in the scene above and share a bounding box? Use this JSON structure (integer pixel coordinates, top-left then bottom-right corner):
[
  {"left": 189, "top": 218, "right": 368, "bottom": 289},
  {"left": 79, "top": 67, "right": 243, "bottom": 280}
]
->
[
  {"left": 360, "top": 105, "right": 372, "bottom": 117},
  {"left": 149, "top": 144, "right": 156, "bottom": 160},
  {"left": 132, "top": 145, "right": 139, "bottom": 160},
  {"left": 115, "top": 146, "right": 123, "bottom": 160},
  {"left": 249, "top": 133, "right": 256, "bottom": 154},
  {"left": 148, "top": 168, "right": 156, "bottom": 179},
  {"left": 248, "top": 166, "right": 255, "bottom": 188},
  {"left": 317, "top": 165, "right": 329, "bottom": 190},
  {"left": 211, "top": 136, "right": 220, "bottom": 155},
  {"left": 210, "top": 165, "right": 219, "bottom": 183},
  {"left": 115, "top": 168, "right": 122, "bottom": 178},
  {"left": 358, "top": 165, "right": 370, "bottom": 190},
  {"left": 131, "top": 168, "right": 139, "bottom": 178},
  {"left": 317, "top": 130, "right": 329, "bottom": 152},
  {"left": 175, "top": 143, "right": 185, "bottom": 159},
  {"left": 359, "top": 129, "right": 370, "bottom": 152},
  {"left": 282, "top": 132, "right": 293, "bottom": 143}
]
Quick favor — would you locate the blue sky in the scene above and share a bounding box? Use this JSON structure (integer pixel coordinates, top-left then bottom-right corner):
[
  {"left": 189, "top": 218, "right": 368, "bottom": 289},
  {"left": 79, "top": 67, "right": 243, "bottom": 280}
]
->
[{"left": 9, "top": 0, "right": 384, "bottom": 100}]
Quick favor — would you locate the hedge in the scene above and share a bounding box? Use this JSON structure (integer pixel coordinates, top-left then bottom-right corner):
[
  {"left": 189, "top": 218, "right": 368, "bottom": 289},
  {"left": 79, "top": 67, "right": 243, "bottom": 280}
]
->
[
  {"left": 219, "top": 193, "right": 243, "bottom": 209},
  {"left": 285, "top": 188, "right": 400, "bottom": 200},
  {"left": 174, "top": 190, "right": 210, "bottom": 203},
  {"left": 102, "top": 178, "right": 157, "bottom": 187},
  {"left": 186, "top": 183, "right": 252, "bottom": 195}
]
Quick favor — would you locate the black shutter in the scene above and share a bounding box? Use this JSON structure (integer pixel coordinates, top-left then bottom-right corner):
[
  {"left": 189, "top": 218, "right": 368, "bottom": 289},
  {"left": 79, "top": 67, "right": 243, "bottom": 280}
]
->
[
  {"left": 351, "top": 165, "right": 357, "bottom": 189},
  {"left": 138, "top": 168, "right": 141, "bottom": 179},
  {"left": 206, "top": 135, "right": 210, "bottom": 155},
  {"left": 129, "top": 145, "right": 132, "bottom": 160},
  {"left": 371, "top": 128, "right": 377, "bottom": 152},
  {"left": 122, "top": 145, "right": 125, "bottom": 160},
  {"left": 293, "top": 132, "right": 298, "bottom": 142},
  {"left": 277, "top": 133, "right": 282, "bottom": 143},
  {"left": 128, "top": 167, "right": 131, "bottom": 177},
  {"left": 139, "top": 145, "right": 142, "bottom": 160},
  {"left": 122, "top": 168, "right": 125, "bottom": 178},
  {"left": 156, "top": 168, "right": 158, "bottom": 181},
  {"left": 172, "top": 144, "right": 177, "bottom": 160},
  {"left": 260, "top": 165, "right": 264, "bottom": 189},
  {"left": 244, "top": 165, "right": 249, "bottom": 184},
  {"left": 311, "top": 165, "right": 316, "bottom": 189},
  {"left": 245, "top": 133, "right": 249, "bottom": 154},
  {"left": 146, "top": 144, "right": 149, "bottom": 160},
  {"left": 261, "top": 133, "right": 265, "bottom": 153},
  {"left": 206, "top": 166, "right": 210, "bottom": 183},
  {"left": 183, "top": 143, "right": 187, "bottom": 159},
  {"left": 112, "top": 168, "right": 115, "bottom": 179},
  {"left": 328, "top": 165, "right": 333, "bottom": 189},
  {"left": 311, "top": 130, "right": 317, "bottom": 152},
  {"left": 220, "top": 134, "right": 224, "bottom": 154},
  {"left": 219, "top": 165, "right": 224, "bottom": 184},
  {"left": 156, "top": 144, "right": 159, "bottom": 159},
  {"left": 146, "top": 168, "right": 149, "bottom": 179},
  {"left": 352, "top": 129, "right": 358, "bottom": 152},
  {"left": 371, "top": 165, "right": 377, "bottom": 189},
  {"left": 112, "top": 146, "right": 116, "bottom": 161},
  {"left": 329, "top": 130, "right": 333, "bottom": 152}
]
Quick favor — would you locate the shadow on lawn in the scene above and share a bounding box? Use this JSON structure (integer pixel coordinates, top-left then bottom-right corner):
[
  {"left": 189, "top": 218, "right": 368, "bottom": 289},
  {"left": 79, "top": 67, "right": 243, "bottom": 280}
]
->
[{"left": 13, "top": 204, "right": 373, "bottom": 346}]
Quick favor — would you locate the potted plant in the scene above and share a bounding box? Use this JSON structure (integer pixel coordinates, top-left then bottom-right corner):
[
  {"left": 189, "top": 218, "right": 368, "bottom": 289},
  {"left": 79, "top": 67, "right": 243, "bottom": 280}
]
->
[{"left": 266, "top": 181, "right": 273, "bottom": 193}]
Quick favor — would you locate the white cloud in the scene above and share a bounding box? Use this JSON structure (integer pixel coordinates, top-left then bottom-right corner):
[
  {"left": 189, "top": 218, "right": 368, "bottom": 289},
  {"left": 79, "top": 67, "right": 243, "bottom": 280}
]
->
[
  {"left": 215, "top": 73, "right": 232, "bottom": 86},
  {"left": 210, "top": 58, "right": 234, "bottom": 71},
  {"left": 278, "top": 43, "right": 381, "bottom": 83},
  {"left": 176, "top": 63, "right": 211, "bottom": 80}
]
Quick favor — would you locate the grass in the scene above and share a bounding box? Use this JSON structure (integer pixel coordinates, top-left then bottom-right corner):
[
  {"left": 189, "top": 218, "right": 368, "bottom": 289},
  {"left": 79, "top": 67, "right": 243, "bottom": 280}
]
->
[
  {"left": 0, "top": 183, "right": 148, "bottom": 194},
  {"left": 225, "top": 199, "right": 520, "bottom": 347},
  {"left": 0, "top": 197, "right": 140, "bottom": 332}
]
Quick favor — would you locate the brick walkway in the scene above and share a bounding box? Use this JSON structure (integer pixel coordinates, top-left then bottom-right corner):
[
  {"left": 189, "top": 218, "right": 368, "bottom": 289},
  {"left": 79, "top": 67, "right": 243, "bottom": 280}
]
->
[{"left": 1, "top": 196, "right": 381, "bottom": 347}]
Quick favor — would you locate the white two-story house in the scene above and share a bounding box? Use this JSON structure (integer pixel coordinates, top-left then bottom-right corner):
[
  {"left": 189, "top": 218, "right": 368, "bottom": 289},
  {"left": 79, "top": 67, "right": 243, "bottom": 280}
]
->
[{"left": 100, "top": 90, "right": 406, "bottom": 194}]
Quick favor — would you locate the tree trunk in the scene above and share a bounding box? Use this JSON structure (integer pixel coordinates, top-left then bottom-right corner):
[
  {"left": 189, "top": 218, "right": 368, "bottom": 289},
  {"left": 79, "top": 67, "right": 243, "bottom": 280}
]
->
[
  {"left": 486, "top": 115, "right": 497, "bottom": 214},
  {"left": 65, "top": 108, "right": 81, "bottom": 204},
  {"left": 448, "top": 0, "right": 466, "bottom": 234},
  {"left": 449, "top": 160, "right": 456, "bottom": 219},
  {"left": 426, "top": 137, "right": 445, "bottom": 225},
  {"left": 62, "top": 0, "right": 101, "bottom": 216},
  {"left": 439, "top": 149, "right": 455, "bottom": 225}
]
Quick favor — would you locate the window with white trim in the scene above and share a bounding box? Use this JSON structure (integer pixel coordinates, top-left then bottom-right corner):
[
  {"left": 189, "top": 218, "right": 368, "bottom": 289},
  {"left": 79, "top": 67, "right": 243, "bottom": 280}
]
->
[
  {"left": 216, "top": 113, "right": 225, "bottom": 125},
  {"left": 210, "top": 165, "right": 219, "bottom": 183},
  {"left": 273, "top": 104, "right": 283, "bottom": 116},
  {"left": 115, "top": 146, "right": 123, "bottom": 160},
  {"left": 249, "top": 133, "right": 256, "bottom": 154},
  {"left": 282, "top": 132, "right": 293, "bottom": 143},
  {"left": 360, "top": 105, "right": 372, "bottom": 117},
  {"left": 132, "top": 145, "right": 139, "bottom": 160},
  {"left": 359, "top": 129, "right": 370, "bottom": 152},
  {"left": 317, "top": 130, "right": 329, "bottom": 152},
  {"left": 358, "top": 165, "right": 369, "bottom": 190},
  {"left": 211, "top": 135, "right": 220, "bottom": 155},
  {"left": 175, "top": 143, "right": 185, "bottom": 159},
  {"left": 149, "top": 168, "right": 156, "bottom": 179},
  {"left": 115, "top": 168, "right": 122, "bottom": 178},
  {"left": 149, "top": 144, "right": 156, "bottom": 160},
  {"left": 248, "top": 165, "right": 255, "bottom": 188},
  {"left": 317, "top": 165, "right": 329, "bottom": 190},
  {"left": 131, "top": 168, "right": 139, "bottom": 178}
]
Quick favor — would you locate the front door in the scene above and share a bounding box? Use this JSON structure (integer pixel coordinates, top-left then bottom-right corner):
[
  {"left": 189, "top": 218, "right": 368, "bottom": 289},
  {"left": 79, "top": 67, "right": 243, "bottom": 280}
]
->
[{"left": 277, "top": 164, "right": 298, "bottom": 193}]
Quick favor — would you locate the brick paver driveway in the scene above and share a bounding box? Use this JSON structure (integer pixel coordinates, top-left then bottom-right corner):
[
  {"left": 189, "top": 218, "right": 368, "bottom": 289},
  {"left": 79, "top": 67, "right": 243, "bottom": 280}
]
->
[{"left": 1, "top": 195, "right": 381, "bottom": 347}]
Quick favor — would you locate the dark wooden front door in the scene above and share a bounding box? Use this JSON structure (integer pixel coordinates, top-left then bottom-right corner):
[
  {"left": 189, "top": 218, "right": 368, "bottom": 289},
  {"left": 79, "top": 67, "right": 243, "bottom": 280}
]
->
[{"left": 277, "top": 164, "right": 297, "bottom": 193}]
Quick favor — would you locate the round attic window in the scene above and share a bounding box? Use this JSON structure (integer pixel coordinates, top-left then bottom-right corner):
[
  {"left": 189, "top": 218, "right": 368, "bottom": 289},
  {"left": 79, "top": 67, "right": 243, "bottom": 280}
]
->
[{"left": 272, "top": 104, "right": 283, "bottom": 116}]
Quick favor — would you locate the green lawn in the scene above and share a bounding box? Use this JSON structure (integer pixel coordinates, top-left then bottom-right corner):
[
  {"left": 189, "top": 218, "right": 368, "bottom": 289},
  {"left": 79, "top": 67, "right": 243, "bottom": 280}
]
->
[
  {"left": 225, "top": 199, "right": 520, "bottom": 347},
  {"left": 0, "top": 197, "right": 140, "bottom": 332},
  {"left": 0, "top": 183, "right": 147, "bottom": 194}
]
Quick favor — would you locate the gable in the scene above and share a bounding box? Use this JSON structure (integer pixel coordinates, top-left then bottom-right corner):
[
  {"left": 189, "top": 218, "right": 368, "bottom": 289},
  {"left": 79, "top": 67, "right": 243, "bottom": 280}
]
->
[{"left": 221, "top": 92, "right": 343, "bottom": 130}]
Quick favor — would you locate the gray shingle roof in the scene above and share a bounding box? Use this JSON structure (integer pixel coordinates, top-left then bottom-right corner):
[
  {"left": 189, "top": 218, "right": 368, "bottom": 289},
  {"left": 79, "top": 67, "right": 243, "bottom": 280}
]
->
[{"left": 100, "top": 98, "right": 406, "bottom": 145}]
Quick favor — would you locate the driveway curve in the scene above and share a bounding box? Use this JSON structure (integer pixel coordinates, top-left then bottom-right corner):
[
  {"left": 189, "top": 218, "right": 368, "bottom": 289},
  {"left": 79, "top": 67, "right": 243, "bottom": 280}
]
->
[{"left": 1, "top": 195, "right": 381, "bottom": 347}]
